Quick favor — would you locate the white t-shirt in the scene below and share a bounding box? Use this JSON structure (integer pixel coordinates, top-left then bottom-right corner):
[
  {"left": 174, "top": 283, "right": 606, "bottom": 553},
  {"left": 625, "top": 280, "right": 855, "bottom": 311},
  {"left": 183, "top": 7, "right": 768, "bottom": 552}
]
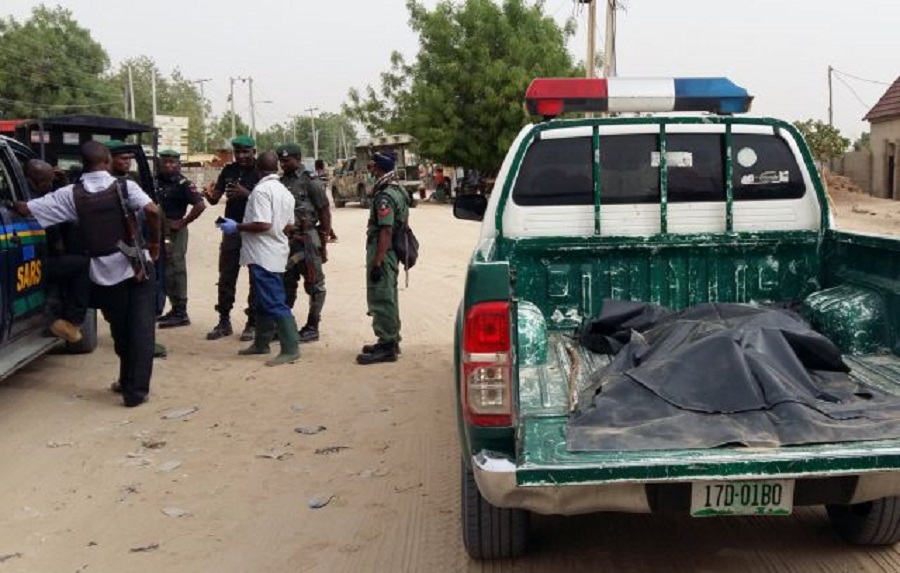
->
[
  {"left": 239, "top": 174, "right": 295, "bottom": 273},
  {"left": 27, "top": 171, "right": 152, "bottom": 286}
]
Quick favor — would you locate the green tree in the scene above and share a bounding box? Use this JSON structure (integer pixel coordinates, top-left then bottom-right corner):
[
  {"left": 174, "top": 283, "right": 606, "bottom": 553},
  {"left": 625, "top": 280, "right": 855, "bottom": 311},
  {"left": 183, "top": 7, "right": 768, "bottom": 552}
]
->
[
  {"left": 793, "top": 119, "right": 850, "bottom": 163},
  {"left": 208, "top": 111, "right": 250, "bottom": 150},
  {"left": 344, "top": 0, "right": 578, "bottom": 171},
  {"left": 853, "top": 131, "right": 871, "bottom": 152},
  {"left": 110, "top": 56, "right": 209, "bottom": 152},
  {"left": 0, "top": 6, "right": 119, "bottom": 118}
]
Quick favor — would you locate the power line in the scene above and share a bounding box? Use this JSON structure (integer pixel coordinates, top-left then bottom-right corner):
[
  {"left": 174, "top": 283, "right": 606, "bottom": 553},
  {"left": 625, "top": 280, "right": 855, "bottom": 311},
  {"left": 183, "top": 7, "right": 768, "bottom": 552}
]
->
[
  {"left": 833, "top": 73, "right": 871, "bottom": 110},
  {"left": 832, "top": 68, "right": 892, "bottom": 87}
]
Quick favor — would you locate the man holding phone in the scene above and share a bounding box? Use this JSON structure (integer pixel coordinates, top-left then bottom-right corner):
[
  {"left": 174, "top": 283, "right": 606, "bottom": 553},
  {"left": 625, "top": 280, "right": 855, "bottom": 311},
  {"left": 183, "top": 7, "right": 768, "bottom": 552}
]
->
[{"left": 204, "top": 135, "right": 260, "bottom": 341}]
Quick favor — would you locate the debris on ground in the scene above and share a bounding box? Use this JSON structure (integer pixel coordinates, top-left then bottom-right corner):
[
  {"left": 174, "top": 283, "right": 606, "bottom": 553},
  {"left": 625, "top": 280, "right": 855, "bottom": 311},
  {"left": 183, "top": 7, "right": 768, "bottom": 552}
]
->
[
  {"left": 157, "top": 460, "right": 182, "bottom": 473},
  {"left": 46, "top": 441, "right": 73, "bottom": 448},
  {"left": 315, "top": 446, "right": 350, "bottom": 455},
  {"left": 129, "top": 542, "right": 159, "bottom": 553},
  {"left": 0, "top": 552, "right": 23, "bottom": 563},
  {"left": 295, "top": 426, "right": 326, "bottom": 435},
  {"left": 161, "top": 406, "right": 200, "bottom": 420},
  {"left": 307, "top": 494, "right": 334, "bottom": 509},
  {"left": 161, "top": 507, "right": 191, "bottom": 518},
  {"left": 256, "top": 449, "right": 292, "bottom": 461},
  {"left": 141, "top": 437, "right": 167, "bottom": 449}
]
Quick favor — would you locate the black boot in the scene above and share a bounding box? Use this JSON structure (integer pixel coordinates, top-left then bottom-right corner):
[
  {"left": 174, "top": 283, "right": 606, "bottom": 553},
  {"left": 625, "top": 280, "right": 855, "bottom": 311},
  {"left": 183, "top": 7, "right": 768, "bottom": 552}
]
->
[
  {"left": 159, "top": 305, "right": 191, "bottom": 328},
  {"left": 206, "top": 316, "right": 233, "bottom": 340},
  {"left": 240, "top": 321, "right": 256, "bottom": 342},
  {"left": 356, "top": 342, "right": 399, "bottom": 365},
  {"left": 298, "top": 314, "right": 320, "bottom": 343},
  {"left": 361, "top": 341, "right": 401, "bottom": 355}
]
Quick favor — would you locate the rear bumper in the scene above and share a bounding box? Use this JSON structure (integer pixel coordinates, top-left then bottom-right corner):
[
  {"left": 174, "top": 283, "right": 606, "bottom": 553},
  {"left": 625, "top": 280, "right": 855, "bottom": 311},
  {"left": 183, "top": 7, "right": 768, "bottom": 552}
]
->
[
  {"left": 472, "top": 451, "right": 651, "bottom": 515},
  {"left": 472, "top": 450, "right": 900, "bottom": 516}
]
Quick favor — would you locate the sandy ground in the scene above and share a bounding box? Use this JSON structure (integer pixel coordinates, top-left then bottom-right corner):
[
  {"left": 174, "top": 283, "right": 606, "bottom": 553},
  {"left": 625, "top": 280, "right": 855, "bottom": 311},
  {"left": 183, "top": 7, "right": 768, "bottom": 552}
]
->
[{"left": 2, "top": 196, "right": 900, "bottom": 572}]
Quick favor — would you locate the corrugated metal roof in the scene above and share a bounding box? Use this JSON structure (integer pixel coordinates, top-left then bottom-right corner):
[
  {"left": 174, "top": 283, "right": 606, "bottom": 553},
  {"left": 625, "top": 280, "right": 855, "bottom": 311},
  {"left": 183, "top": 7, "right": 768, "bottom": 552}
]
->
[{"left": 865, "top": 76, "right": 900, "bottom": 122}]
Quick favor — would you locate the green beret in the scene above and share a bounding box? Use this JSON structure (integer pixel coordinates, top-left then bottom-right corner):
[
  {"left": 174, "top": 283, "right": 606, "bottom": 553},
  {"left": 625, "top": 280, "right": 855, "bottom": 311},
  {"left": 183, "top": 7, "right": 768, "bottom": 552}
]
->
[
  {"left": 105, "top": 140, "right": 131, "bottom": 154},
  {"left": 159, "top": 149, "right": 181, "bottom": 158},
  {"left": 276, "top": 143, "right": 302, "bottom": 158},
  {"left": 231, "top": 135, "right": 256, "bottom": 149}
]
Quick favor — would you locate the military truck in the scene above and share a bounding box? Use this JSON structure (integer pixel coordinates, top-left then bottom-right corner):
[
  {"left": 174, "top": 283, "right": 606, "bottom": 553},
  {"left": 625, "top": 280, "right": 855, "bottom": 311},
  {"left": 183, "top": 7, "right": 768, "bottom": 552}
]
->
[
  {"left": 331, "top": 134, "right": 420, "bottom": 209},
  {"left": 453, "top": 77, "right": 900, "bottom": 560},
  {"left": 0, "top": 115, "right": 158, "bottom": 380}
]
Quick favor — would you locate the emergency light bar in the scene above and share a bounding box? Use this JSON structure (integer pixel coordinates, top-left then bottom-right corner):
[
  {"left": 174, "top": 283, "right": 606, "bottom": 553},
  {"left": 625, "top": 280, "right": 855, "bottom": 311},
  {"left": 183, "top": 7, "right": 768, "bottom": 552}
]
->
[{"left": 525, "top": 77, "right": 753, "bottom": 118}]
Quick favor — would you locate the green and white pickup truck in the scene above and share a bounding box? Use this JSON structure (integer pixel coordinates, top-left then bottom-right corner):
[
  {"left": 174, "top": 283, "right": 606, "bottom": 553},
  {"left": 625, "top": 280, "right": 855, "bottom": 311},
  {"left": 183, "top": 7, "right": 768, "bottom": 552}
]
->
[{"left": 453, "top": 77, "right": 900, "bottom": 560}]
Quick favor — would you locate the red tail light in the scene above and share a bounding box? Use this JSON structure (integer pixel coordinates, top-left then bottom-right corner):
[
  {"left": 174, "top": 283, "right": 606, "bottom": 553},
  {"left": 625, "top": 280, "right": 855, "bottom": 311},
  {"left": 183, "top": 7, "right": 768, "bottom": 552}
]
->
[{"left": 462, "top": 301, "right": 513, "bottom": 427}]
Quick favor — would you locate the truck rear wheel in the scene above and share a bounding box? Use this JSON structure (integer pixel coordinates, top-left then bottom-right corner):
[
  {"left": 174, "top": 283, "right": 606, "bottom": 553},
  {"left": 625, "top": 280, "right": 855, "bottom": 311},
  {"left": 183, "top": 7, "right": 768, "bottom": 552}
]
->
[
  {"left": 827, "top": 497, "right": 900, "bottom": 545},
  {"left": 65, "top": 308, "right": 98, "bottom": 354},
  {"left": 332, "top": 188, "right": 345, "bottom": 208},
  {"left": 461, "top": 459, "right": 530, "bottom": 559},
  {"left": 357, "top": 185, "right": 369, "bottom": 209}
]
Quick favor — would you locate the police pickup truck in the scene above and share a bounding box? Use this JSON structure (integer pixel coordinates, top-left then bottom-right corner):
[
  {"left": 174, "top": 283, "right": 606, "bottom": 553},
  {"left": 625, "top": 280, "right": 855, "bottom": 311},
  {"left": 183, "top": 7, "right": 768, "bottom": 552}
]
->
[
  {"left": 0, "top": 135, "right": 98, "bottom": 379},
  {"left": 453, "top": 77, "right": 900, "bottom": 559}
]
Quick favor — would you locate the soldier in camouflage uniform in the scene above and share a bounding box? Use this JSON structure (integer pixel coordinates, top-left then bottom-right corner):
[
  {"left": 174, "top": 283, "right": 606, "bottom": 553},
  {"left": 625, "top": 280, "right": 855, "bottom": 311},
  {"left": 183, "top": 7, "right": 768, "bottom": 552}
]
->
[
  {"left": 156, "top": 149, "right": 206, "bottom": 328},
  {"left": 276, "top": 143, "right": 332, "bottom": 342},
  {"left": 357, "top": 149, "right": 408, "bottom": 365}
]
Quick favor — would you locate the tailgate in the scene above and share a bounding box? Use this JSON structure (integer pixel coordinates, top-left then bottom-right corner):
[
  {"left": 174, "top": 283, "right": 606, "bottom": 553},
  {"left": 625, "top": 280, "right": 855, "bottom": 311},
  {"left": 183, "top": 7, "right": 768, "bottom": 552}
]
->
[{"left": 519, "top": 415, "right": 900, "bottom": 486}]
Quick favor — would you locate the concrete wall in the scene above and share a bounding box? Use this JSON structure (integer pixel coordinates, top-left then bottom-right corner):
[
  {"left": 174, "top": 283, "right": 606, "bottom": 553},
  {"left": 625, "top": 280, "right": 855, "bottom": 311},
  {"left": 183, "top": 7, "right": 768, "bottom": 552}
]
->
[
  {"left": 871, "top": 119, "right": 900, "bottom": 199},
  {"left": 833, "top": 150, "right": 873, "bottom": 193}
]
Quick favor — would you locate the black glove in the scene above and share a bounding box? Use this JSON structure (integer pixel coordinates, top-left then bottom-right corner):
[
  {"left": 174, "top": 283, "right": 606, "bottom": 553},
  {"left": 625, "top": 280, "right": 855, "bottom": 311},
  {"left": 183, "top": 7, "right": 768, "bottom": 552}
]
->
[{"left": 369, "top": 264, "right": 383, "bottom": 283}]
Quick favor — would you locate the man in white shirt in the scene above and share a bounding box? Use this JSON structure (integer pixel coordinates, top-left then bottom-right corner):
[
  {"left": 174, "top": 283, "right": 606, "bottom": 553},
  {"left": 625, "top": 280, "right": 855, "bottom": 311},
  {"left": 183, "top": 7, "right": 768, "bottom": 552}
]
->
[
  {"left": 15, "top": 141, "right": 161, "bottom": 407},
  {"left": 217, "top": 151, "right": 299, "bottom": 366}
]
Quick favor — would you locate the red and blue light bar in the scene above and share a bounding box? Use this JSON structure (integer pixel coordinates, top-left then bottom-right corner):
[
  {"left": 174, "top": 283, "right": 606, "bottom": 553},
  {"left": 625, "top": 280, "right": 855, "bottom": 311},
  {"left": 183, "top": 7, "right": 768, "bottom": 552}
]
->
[{"left": 525, "top": 77, "right": 753, "bottom": 118}]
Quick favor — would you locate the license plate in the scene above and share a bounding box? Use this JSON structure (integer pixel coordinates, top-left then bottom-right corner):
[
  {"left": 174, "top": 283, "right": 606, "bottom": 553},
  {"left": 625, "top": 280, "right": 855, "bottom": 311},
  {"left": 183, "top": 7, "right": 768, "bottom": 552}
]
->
[{"left": 690, "top": 480, "right": 794, "bottom": 517}]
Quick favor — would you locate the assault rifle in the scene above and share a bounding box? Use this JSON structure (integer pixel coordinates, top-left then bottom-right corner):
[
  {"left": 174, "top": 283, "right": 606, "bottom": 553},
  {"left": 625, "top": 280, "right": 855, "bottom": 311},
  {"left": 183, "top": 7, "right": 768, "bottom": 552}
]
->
[{"left": 113, "top": 178, "right": 152, "bottom": 282}]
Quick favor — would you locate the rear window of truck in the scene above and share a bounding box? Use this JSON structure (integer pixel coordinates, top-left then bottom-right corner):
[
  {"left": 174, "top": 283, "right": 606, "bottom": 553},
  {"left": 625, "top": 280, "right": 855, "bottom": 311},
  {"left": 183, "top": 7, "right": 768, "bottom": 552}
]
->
[{"left": 511, "top": 130, "right": 805, "bottom": 206}]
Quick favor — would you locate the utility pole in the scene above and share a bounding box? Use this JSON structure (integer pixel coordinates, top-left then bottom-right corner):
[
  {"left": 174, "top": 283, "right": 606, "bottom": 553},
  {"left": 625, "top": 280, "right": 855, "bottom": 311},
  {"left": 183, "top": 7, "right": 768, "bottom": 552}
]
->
[
  {"left": 151, "top": 68, "right": 158, "bottom": 127},
  {"left": 828, "top": 65, "right": 834, "bottom": 127},
  {"left": 304, "top": 106, "right": 320, "bottom": 159},
  {"left": 248, "top": 77, "right": 256, "bottom": 140},
  {"left": 585, "top": 0, "right": 597, "bottom": 78},
  {"left": 192, "top": 78, "right": 212, "bottom": 152},
  {"left": 229, "top": 77, "right": 237, "bottom": 139},
  {"left": 603, "top": 0, "right": 617, "bottom": 78},
  {"left": 127, "top": 65, "right": 136, "bottom": 120}
]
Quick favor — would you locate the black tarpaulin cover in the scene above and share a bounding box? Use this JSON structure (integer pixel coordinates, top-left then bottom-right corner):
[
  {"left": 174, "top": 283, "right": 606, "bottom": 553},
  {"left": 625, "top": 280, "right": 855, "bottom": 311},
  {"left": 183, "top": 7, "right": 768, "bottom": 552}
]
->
[{"left": 566, "top": 302, "right": 900, "bottom": 452}]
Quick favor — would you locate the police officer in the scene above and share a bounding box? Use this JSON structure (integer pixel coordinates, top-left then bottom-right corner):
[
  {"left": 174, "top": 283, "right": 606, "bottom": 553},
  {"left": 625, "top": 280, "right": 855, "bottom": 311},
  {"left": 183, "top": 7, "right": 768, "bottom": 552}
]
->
[
  {"left": 15, "top": 141, "right": 161, "bottom": 407},
  {"left": 204, "top": 135, "right": 260, "bottom": 341},
  {"left": 106, "top": 140, "right": 168, "bottom": 359},
  {"left": 156, "top": 149, "right": 206, "bottom": 328},
  {"left": 276, "top": 143, "right": 331, "bottom": 343},
  {"left": 357, "top": 149, "right": 408, "bottom": 365}
]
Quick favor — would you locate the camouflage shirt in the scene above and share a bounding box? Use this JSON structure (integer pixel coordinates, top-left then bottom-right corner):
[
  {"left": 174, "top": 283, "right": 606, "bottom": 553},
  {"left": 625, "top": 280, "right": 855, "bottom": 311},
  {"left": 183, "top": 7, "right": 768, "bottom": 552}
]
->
[{"left": 281, "top": 167, "right": 328, "bottom": 229}]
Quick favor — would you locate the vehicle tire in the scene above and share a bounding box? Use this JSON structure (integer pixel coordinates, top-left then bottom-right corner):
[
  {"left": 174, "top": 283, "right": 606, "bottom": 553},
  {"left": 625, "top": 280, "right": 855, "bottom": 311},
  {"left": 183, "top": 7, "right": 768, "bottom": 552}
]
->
[
  {"left": 827, "top": 497, "right": 900, "bottom": 545},
  {"left": 332, "top": 188, "right": 345, "bottom": 208},
  {"left": 66, "top": 308, "right": 98, "bottom": 354},
  {"left": 461, "top": 459, "right": 530, "bottom": 560},
  {"left": 357, "top": 185, "right": 369, "bottom": 209}
]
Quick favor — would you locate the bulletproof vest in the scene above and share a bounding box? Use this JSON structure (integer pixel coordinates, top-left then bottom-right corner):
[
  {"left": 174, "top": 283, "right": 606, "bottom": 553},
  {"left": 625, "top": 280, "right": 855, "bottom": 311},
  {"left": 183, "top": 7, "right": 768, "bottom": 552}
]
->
[{"left": 73, "top": 180, "right": 127, "bottom": 257}]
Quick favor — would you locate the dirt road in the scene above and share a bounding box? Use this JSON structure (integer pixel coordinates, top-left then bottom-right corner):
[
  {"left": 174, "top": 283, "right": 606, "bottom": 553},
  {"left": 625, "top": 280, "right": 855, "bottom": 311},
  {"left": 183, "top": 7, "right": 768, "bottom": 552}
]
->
[{"left": 2, "top": 197, "right": 900, "bottom": 572}]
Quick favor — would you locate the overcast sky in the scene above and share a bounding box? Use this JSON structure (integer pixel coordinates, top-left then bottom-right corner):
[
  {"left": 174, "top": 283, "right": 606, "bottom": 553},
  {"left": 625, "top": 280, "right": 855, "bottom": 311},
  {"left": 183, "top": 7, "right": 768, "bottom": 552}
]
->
[{"left": 6, "top": 0, "right": 898, "bottom": 141}]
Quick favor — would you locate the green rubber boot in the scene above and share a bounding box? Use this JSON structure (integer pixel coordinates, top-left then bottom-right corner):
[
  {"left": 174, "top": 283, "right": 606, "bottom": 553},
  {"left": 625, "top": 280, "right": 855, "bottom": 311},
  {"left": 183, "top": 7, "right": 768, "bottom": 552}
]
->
[
  {"left": 266, "top": 316, "right": 300, "bottom": 366},
  {"left": 239, "top": 315, "right": 275, "bottom": 355}
]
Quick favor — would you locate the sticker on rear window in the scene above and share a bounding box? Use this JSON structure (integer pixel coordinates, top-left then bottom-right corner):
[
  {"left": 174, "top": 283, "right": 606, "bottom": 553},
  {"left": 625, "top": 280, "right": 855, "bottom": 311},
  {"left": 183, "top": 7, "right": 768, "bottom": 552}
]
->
[
  {"left": 740, "top": 171, "right": 790, "bottom": 185},
  {"left": 736, "top": 147, "right": 758, "bottom": 168},
  {"left": 651, "top": 151, "right": 693, "bottom": 168}
]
